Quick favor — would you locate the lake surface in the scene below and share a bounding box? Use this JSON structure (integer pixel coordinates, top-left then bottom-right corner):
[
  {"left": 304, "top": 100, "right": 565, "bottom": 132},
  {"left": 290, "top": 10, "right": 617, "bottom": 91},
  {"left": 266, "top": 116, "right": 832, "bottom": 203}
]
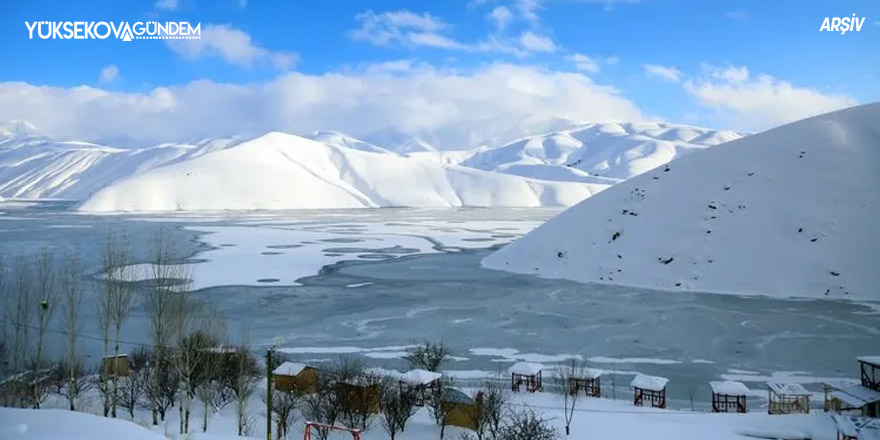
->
[{"left": 1, "top": 201, "right": 877, "bottom": 410}]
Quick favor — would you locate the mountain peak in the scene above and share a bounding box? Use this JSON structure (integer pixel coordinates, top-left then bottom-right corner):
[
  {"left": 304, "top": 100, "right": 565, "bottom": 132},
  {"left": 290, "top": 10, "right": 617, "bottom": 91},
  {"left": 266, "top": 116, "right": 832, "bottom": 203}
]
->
[{"left": 0, "top": 120, "right": 42, "bottom": 139}]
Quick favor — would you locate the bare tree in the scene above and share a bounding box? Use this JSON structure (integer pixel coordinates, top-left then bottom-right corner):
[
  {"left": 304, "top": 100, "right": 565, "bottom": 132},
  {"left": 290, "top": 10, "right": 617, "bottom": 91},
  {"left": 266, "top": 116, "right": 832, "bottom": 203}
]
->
[
  {"left": 103, "top": 233, "right": 137, "bottom": 418},
  {"left": 0, "top": 258, "right": 9, "bottom": 390},
  {"left": 196, "top": 347, "right": 232, "bottom": 432},
  {"left": 268, "top": 388, "right": 300, "bottom": 439},
  {"left": 426, "top": 378, "right": 457, "bottom": 439},
  {"left": 301, "top": 374, "right": 341, "bottom": 440},
  {"left": 497, "top": 407, "right": 558, "bottom": 440},
  {"left": 469, "top": 380, "right": 508, "bottom": 440},
  {"left": 403, "top": 341, "right": 452, "bottom": 372},
  {"left": 334, "top": 357, "right": 379, "bottom": 431},
  {"left": 33, "top": 250, "right": 58, "bottom": 402},
  {"left": 379, "top": 380, "right": 417, "bottom": 440},
  {"left": 553, "top": 360, "right": 583, "bottom": 436},
  {"left": 118, "top": 347, "right": 150, "bottom": 418},
  {"left": 230, "top": 345, "right": 259, "bottom": 436},
  {"left": 145, "top": 226, "right": 187, "bottom": 425},
  {"left": 60, "top": 252, "right": 84, "bottom": 410},
  {"left": 54, "top": 359, "right": 93, "bottom": 411}
]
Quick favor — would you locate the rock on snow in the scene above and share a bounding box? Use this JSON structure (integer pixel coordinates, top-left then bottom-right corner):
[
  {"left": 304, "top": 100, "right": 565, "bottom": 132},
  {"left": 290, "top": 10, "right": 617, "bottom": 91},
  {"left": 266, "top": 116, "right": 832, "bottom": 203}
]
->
[{"left": 483, "top": 103, "right": 880, "bottom": 300}]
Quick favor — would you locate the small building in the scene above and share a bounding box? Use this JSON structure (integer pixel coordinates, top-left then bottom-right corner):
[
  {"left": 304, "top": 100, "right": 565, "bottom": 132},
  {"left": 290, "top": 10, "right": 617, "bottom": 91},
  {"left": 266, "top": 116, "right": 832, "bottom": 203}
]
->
[
  {"left": 825, "top": 379, "right": 862, "bottom": 413},
  {"left": 631, "top": 374, "right": 668, "bottom": 409},
  {"left": 273, "top": 362, "right": 319, "bottom": 394},
  {"left": 335, "top": 376, "right": 381, "bottom": 415},
  {"left": 709, "top": 380, "right": 749, "bottom": 413},
  {"left": 441, "top": 388, "right": 482, "bottom": 431},
  {"left": 829, "top": 385, "right": 880, "bottom": 419},
  {"left": 101, "top": 354, "right": 130, "bottom": 377},
  {"left": 767, "top": 382, "right": 810, "bottom": 415},
  {"left": 508, "top": 362, "right": 543, "bottom": 393},
  {"left": 398, "top": 369, "right": 442, "bottom": 406},
  {"left": 832, "top": 415, "right": 880, "bottom": 440},
  {"left": 858, "top": 356, "right": 880, "bottom": 392},
  {"left": 570, "top": 368, "right": 604, "bottom": 398}
]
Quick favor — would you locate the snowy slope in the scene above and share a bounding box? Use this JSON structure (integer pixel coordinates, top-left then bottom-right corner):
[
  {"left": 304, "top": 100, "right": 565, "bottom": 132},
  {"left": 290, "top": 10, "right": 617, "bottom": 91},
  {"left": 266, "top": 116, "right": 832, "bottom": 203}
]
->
[
  {"left": 0, "top": 133, "right": 238, "bottom": 200},
  {"left": 462, "top": 122, "right": 745, "bottom": 184},
  {"left": 483, "top": 103, "right": 880, "bottom": 300},
  {"left": 0, "top": 408, "right": 168, "bottom": 440},
  {"left": 78, "top": 132, "right": 605, "bottom": 212}
]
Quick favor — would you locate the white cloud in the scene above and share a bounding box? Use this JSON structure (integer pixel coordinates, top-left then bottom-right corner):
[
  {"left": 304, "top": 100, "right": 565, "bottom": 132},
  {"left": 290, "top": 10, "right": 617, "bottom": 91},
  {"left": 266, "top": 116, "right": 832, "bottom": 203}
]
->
[
  {"left": 567, "top": 53, "right": 599, "bottom": 73},
  {"left": 604, "top": 55, "right": 619, "bottom": 65},
  {"left": 489, "top": 6, "right": 514, "bottom": 31},
  {"left": 99, "top": 65, "right": 120, "bottom": 83},
  {"left": 154, "top": 0, "right": 178, "bottom": 11},
  {"left": 515, "top": 0, "right": 542, "bottom": 22},
  {"left": 0, "top": 64, "right": 644, "bottom": 148},
  {"left": 350, "top": 10, "right": 454, "bottom": 48},
  {"left": 519, "top": 32, "right": 556, "bottom": 52},
  {"left": 684, "top": 65, "right": 857, "bottom": 130},
  {"left": 166, "top": 24, "right": 297, "bottom": 70},
  {"left": 643, "top": 64, "right": 682, "bottom": 82}
]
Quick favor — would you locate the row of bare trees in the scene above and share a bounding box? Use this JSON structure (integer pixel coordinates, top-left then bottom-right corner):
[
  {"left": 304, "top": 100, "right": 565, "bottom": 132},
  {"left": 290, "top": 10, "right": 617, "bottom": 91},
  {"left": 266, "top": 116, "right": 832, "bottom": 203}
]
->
[{"left": 0, "top": 226, "right": 263, "bottom": 437}]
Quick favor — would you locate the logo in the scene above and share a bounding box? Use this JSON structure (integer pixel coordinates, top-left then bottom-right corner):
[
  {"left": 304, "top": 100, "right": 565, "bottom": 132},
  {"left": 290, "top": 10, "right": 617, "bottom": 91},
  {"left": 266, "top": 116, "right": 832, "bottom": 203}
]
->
[
  {"left": 819, "top": 15, "right": 866, "bottom": 35},
  {"left": 25, "top": 21, "right": 201, "bottom": 41}
]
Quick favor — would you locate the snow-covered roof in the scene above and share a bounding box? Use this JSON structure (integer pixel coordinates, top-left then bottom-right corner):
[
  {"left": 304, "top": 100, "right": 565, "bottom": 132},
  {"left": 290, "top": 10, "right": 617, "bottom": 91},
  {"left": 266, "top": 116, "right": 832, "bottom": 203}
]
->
[
  {"left": 400, "top": 369, "right": 442, "bottom": 385},
  {"left": 582, "top": 368, "right": 604, "bottom": 379},
  {"left": 273, "top": 362, "right": 309, "bottom": 376},
  {"left": 631, "top": 374, "right": 668, "bottom": 392},
  {"left": 832, "top": 415, "right": 880, "bottom": 439},
  {"left": 441, "top": 388, "right": 474, "bottom": 404},
  {"left": 858, "top": 355, "right": 880, "bottom": 366},
  {"left": 508, "top": 362, "right": 544, "bottom": 376},
  {"left": 832, "top": 385, "right": 880, "bottom": 406},
  {"left": 767, "top": 382, "right": 810, "bottom": 396},
  {"left": 823, "top": 378, "right": 861, "bottom": 390},
  {"left": 709, "top": 381, "right": 749, "bottom": 396}
]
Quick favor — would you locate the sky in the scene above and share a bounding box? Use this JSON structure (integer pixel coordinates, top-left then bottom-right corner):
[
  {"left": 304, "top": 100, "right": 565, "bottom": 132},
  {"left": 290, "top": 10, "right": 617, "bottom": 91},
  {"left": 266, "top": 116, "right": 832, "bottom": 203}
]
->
[{"left": 1, "top": 0, "right": 878, "bottom": 148}]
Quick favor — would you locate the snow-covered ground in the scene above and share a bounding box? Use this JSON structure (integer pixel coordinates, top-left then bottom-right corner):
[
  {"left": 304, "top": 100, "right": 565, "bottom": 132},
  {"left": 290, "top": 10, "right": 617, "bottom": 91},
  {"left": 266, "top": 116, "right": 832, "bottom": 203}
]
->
[
  {"left": 0, "top": 389, "right": 839, "bottom": 440},
  {"left": 483, "top": 103, "right": 880, "bottom": 301}
]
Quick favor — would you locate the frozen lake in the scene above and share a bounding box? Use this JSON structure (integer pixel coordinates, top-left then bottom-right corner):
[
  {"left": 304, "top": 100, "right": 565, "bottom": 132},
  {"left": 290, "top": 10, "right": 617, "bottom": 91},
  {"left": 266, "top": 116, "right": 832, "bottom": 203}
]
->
[{"left": 1, "top": 201, "right": 877, "bottom": 410}]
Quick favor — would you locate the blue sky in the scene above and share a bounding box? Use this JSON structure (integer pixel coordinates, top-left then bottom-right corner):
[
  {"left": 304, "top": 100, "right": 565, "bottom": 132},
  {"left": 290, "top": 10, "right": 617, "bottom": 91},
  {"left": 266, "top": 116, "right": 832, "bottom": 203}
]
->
[{"left": 1, "top": 0, "right": 878, "bottom": 147}]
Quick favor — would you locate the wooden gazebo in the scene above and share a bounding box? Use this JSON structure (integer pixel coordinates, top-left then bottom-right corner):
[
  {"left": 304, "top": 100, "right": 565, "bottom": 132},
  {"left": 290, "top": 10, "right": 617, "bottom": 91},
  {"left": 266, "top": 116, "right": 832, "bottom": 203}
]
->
[
  {"left": 709, "top": 380, "right": 749, "bottom": 413},
  {"left": 508, "top": 362, "right": 543, "bottom": 393},
  {"left": 273, "top": 361, "right": 319, "bottom": 394},
  {"left": 767, "top": 382, "right": 810, "bottom": 415},
  {"left": 570, "top": 368, "right": 604, "bottom": 398},
  {"left": 859, "top": 356, "right": 880, "bottom": 391},
  {"left": 398, "top": 369, "right": 442, "bottom": 406},
  {"left": 335, "top": 376, "right": 381, "bottom": 415},
  {"left": 631, "top": 374, "right": 668, "bottom": 409}
]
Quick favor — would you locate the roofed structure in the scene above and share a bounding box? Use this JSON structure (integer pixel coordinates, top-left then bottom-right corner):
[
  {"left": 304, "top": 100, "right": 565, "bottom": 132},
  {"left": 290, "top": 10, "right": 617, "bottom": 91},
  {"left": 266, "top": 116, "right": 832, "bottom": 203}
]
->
[
  {"left": 710, "top": 381, "right": 749, "bottom": 413},
  {"left": 631, "top": 374, "right": 668, "bottom": 408},
  {"left": 399, "top": 369, "right": 442, "bottom": 406},
  {"left": 858, "top": 355, "right": 880, "bottom": 392},
  {"left": 509, "top": 362, "right": 543, "bottom": 393},
  {"left": 767, "top": 382, "right": 810, "bottom": 415},
  {"left": 570, "top": 368, "right": 604, "bottom": 398},
  {"left": 273, "top": 361, "right": 318, "bottom": 394}
]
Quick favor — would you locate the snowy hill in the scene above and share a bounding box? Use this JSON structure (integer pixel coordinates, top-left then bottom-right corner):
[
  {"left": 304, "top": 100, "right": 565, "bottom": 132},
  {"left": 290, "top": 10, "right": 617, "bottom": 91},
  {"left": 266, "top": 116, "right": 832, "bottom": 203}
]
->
[
  {"left": 78, "top": 132, "right": 605, "bottom": 211},
  {"left": 0, "top": 133, "right": 239, "bottom": 200},
  {"left": 483, "top": 103, "right": 880, "bottom": 300},
  {"left": 462, "top": 122, "right": 744, "bottom": 184}
]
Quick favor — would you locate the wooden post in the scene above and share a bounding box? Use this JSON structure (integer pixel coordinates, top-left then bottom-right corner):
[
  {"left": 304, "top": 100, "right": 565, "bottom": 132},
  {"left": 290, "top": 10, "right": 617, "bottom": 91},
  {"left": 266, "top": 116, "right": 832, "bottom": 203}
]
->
[{"left": 266, "top": 347, "right": 273, "bottom": 440}]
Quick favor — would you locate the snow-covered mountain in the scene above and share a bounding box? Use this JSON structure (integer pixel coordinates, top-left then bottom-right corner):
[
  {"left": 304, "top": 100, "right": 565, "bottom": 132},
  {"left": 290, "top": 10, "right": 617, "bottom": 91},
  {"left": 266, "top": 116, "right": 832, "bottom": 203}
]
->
[
  {"left": 0, "top": 119, "right": 744, "bottom": 211},
  {"left": 0, "top": 131, "right": 239, "bottom": 200},
  {"left": 483, "top": 103, "right": 880, "bottom": 300},
  {"left": 461, "top": 122, "right": 744, "bottom": 184},
  {"left": 78, "top": 132, "right": 605, "bottom": 212}
]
